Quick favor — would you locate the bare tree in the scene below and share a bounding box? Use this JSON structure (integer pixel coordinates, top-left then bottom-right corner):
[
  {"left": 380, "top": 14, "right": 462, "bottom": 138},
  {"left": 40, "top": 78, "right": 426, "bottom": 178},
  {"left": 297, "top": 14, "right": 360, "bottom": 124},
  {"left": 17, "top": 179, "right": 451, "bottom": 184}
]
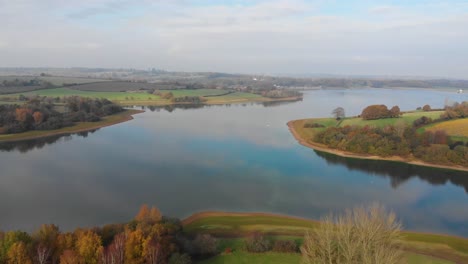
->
[
  {"left": 301, "top": 203, "right": 403, "bottom": 264},
  {"left": 101, "top": 233, "right": 126, "bottom": 264},
  {"left": 144, "top": 236, "right": 162, "bottom": 264},
  {"left": 332, "top": 107, "right": 345, "bottom": 120},
  {"left": 36, "top": 243, "right": 51, "bottom": 264}
]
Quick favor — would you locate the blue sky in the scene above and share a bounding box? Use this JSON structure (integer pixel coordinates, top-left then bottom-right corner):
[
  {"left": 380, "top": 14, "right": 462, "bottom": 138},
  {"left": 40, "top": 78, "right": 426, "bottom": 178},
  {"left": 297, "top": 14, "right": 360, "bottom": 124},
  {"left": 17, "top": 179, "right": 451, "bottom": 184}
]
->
[{"left": 0, "top": 0, "right": 467, "bottom": 78}]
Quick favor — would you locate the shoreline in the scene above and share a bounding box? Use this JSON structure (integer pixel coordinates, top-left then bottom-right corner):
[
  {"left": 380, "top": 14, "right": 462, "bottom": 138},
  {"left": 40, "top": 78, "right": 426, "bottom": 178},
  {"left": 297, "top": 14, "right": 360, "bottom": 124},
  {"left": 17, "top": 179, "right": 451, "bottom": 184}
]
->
[
  {"left": 182, "top": 211, "right": 319, "bottom": 226},
  {"left": 0, "top": 109, "right": 144, "bottom": 143},
  {"left": 287, "top": 120, "right": 468, "bottom": 172},
  {"left": 115, "top": 95, "right": 303, "bottom": 106},
  {"left": 181, "top": 210, "right": 468, "bottom": 241}
]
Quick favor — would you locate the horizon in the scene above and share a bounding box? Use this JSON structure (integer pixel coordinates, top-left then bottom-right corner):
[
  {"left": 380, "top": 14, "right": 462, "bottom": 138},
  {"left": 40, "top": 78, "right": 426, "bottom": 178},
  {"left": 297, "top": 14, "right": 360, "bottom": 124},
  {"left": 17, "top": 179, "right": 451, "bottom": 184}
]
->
[{"left": 1, "top": 1, "right": 467, "bottom": 78}]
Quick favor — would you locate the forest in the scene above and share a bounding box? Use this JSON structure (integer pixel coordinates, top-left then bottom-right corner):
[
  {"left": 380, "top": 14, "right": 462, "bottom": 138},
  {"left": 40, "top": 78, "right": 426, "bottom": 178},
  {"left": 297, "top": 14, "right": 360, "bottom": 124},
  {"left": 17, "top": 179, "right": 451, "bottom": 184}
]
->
[{"left": 0, "top": 96, "right": 123, "bottom": 135}]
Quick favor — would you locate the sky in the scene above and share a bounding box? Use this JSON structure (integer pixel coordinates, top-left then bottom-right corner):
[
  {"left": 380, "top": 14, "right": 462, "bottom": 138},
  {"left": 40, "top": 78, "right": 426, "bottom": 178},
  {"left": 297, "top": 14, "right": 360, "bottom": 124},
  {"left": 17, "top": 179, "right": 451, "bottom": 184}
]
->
[{"left": 1, "top": 0, "right": 468, "bottom": 78}]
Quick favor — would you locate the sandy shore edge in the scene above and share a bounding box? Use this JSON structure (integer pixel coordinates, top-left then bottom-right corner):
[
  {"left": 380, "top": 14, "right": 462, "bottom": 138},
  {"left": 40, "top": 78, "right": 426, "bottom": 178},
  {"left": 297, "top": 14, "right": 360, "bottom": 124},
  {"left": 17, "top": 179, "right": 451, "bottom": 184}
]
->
[{"left": 287, "top": 120, "right": 468, "bottom": 172}]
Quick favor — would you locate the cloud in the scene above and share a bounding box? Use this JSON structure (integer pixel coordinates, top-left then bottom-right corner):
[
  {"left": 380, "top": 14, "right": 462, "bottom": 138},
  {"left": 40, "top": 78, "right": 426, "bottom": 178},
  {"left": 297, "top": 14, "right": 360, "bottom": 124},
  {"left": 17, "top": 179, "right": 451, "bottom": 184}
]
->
[
  {"left": 369, "top": 5, "right": 400, "bottom": 15},
  {"left": 0, "top": 0, "right": 467, "bottom": 78}
]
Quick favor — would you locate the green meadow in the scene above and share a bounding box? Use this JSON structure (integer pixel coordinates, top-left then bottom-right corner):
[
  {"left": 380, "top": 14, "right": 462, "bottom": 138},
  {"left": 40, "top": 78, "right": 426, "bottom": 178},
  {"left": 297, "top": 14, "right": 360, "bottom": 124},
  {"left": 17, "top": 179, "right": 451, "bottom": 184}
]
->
[
  {"left": 0, "top": 88, "right": 274, "bottom": 106},
  {"left": 183, "top": 213, "right": 468, "bottom": 264}
]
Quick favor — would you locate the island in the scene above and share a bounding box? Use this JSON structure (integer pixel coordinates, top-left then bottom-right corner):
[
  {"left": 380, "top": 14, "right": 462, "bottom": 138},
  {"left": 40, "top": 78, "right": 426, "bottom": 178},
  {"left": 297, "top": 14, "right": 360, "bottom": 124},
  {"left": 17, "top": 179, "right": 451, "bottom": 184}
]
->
[{"left": 288, "top": 103, "right": 468, "bottom": 172}]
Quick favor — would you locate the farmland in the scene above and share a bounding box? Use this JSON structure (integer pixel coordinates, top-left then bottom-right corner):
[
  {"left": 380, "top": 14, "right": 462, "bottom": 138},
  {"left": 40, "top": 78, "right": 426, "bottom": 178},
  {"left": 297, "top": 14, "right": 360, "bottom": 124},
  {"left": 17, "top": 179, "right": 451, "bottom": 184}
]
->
[
  {"left": 423, "top": 119, "right": 468, "bottom": 137},
  {"left": 0, "top": 75, "right": 109, "bottom": 94},
  {"left": 0, "top": 87, "right": 296, "bottom": 106},
  {"left": 183, "top": 212, "right": 468, "bottom": 264},
  {"left": 292, "top": 111, "right": 444, "bottom": 141}
]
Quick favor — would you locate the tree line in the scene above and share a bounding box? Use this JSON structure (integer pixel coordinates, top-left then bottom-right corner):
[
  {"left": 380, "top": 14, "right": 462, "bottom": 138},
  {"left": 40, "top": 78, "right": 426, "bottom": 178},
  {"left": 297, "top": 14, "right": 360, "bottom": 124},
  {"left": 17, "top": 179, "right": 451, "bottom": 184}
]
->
[{"left": 0, "top": 96, "right": 123, "bottom": 135}]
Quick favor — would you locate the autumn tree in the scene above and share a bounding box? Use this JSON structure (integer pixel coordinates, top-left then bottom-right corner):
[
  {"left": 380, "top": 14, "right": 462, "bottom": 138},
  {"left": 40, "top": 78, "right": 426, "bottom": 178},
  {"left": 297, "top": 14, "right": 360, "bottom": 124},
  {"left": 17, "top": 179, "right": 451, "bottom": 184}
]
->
[
  {"left": 135, "top": 204, "right": 162, "bottom": 223},
  {"left": 7, "top": 242, "right": 32, "bottom": 264},
  {"left": 0, "top": 231, "right": 31, "bottom": 263},
  {"left": 32, "top": 111, "right": 44, "bottom": 125},
  {"left": 15, "top": 108, "right": 33, "bottom": 124},
  {"left": 422, "top": 104, "right": 431, "bottom": 111},
  {"left": 33, "top": 224, "right": 59, "bottom": 264},
  {"left": 75, "top": 230, "right": 102, "bottom": 264},
  {"left": 389, "top": 106, "right": 401, "bottom": 118},
  {"left": 361, "top": 105, "right": 390, "bottom": 120},
  {"left": 59, "top": 250, "right": 81, "bottom": 264},
  {"left": 125, "top": 229, "right": 145, "bottom": 264},
  {"left": 331, "top": 107, "right": 345, "bottom": 120}
]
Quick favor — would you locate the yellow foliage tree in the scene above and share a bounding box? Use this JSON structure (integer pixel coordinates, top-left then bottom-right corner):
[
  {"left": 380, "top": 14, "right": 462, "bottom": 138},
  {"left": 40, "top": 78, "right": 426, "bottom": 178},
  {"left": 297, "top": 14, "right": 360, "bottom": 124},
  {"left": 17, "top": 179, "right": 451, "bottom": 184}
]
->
[
  {"left": 59, "top": 250, "right": 81, "bottom": 264},
  {"left": 135, "top": 204, "right": 162, "bottom": 222},
  {"left": 125, "top": 229, "right": 145, "bottom": 264},
  {"left": 7, "top": 242, "right": 32, "bottom": 264},
  {"left": 75, "top": 230, "right": 102, "bottom": 264}
]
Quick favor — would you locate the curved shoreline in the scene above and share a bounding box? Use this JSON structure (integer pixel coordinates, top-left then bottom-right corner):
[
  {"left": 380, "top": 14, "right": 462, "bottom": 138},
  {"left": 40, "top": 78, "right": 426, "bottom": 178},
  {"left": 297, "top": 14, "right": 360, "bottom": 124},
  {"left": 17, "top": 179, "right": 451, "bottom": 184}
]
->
[
  {"left": 116, "top": 95, "right": 303, "bottom": 106},
  {"left": 182, "top": 211, "right": 318, "bottom": 226},
  {"left": 0, "top": 109, "right": 144, "bottom": 143},
  {"left": 287, "top": 120, "right": 468, "bottom": 172}
]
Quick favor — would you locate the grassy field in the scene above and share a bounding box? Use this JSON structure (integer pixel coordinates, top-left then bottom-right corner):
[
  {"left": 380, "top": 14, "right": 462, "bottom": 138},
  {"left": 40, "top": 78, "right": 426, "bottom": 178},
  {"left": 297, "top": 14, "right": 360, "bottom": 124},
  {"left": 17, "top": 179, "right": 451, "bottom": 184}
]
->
[
  {"left": 423, "top": 118, "right": 468, "bottom": 137},
  {"left": 39, "top": 76, "right": 110, "bottom": 86},
  {"left": 198, "top": 252, "right": 452, "bottom": 264},
  {"left": 340, "top": 111, "right": 444, "bottom": 128},
  {"left": 299, "top": 111, "right": 444, "bottom": 130},
  {"left": 295, "top": 111, "right": 467, "bottom": 142},
  {"left": 0, "top": 109, "right": 141, "bottom": 142},
  {"left": 183, "top": 212, "right": 468, "bottom": 264},
  {"left": 0, "top": 87, "right": 286, "bottom": 106}
]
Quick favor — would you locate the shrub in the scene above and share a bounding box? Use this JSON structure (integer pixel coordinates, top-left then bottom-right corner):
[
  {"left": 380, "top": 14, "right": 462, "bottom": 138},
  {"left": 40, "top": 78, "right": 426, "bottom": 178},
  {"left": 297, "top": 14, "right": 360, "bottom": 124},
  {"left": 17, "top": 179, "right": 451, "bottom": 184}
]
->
[
  {"left": 412, "top": 116, "right": 432, "bottom": 127},
  {"left": 245, "top": 233, "right": 271, "bottom": 253},
  {"left": 273, "top": 240, "right": 298, "bottom": 253},
  {"left": 169, "top": 253, "right": 192, "bottom": 264},
  {"left": 423, "top": 104, "right": 431, "bottom": 111},
  {"left": 192, "top": 234, "right": 218, "bottom": 256},
  {"left": 301, "top": 203, "right": 402, "bottom": 264},
  {"left": 304, "top": 123, "right": 325, "bottom": 128}
]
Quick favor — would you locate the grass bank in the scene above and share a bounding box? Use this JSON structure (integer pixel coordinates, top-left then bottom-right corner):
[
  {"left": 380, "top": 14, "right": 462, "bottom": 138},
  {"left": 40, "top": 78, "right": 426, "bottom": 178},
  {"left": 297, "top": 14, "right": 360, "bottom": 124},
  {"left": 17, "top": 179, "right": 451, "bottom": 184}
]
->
[
  {"left": 183, "top": 212, "right": 468, "bottom": 264},
  {"left": 287, "top": 112, "right": 468, "bottom": 172},
  {"left": 0, "top": 109, "right": 143, "bottom": 143}
]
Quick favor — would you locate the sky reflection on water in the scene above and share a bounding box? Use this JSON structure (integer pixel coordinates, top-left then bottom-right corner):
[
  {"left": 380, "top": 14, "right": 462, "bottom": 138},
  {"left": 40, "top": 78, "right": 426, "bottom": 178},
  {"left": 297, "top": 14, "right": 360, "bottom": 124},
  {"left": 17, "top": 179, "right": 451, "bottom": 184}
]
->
[{"left": 0, "top": 89, "right": 467, "bottom": 236}]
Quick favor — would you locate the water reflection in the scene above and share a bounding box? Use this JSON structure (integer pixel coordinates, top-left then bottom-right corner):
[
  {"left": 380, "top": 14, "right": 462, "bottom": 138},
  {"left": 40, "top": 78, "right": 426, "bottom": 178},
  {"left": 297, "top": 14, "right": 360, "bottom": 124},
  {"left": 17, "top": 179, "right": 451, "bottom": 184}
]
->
[
  {"left": 315, "top": 151, "right": 468, "bottom": 193},
  {"left": 0, "top": 89, "right": 467, "bottom": 235},
  {"left": 0, "top": 130, "right": 98, "bottom": 153}
]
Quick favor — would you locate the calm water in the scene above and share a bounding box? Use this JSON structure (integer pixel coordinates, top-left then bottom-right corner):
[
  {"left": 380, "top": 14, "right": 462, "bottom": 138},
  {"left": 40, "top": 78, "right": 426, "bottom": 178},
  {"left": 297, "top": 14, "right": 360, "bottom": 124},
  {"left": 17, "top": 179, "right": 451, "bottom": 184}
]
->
[{"left": 0, "top": 88, "right": 467, "bottom": 237}]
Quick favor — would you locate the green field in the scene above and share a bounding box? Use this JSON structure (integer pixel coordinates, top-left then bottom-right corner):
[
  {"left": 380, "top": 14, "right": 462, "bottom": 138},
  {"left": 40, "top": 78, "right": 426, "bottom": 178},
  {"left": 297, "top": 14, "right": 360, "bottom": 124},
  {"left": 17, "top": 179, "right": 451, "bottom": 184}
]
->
[
  {"left": 198, "top": 252, "right": 452, "bottom": 264},
  {"left": 183, "top": 212, "right": 468, "bottom": 264},
  {"left": 0, "top": 87, "right": 276, "bottom": 106},
  {"left": 340, "top": 111, "right": 444, "bottom": 128},
  {"left": 300, "top": 111, "right": 444, "bottom": 130},
  {"left": 294, "top": 111, "right": 468, "bottom": 142}
]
